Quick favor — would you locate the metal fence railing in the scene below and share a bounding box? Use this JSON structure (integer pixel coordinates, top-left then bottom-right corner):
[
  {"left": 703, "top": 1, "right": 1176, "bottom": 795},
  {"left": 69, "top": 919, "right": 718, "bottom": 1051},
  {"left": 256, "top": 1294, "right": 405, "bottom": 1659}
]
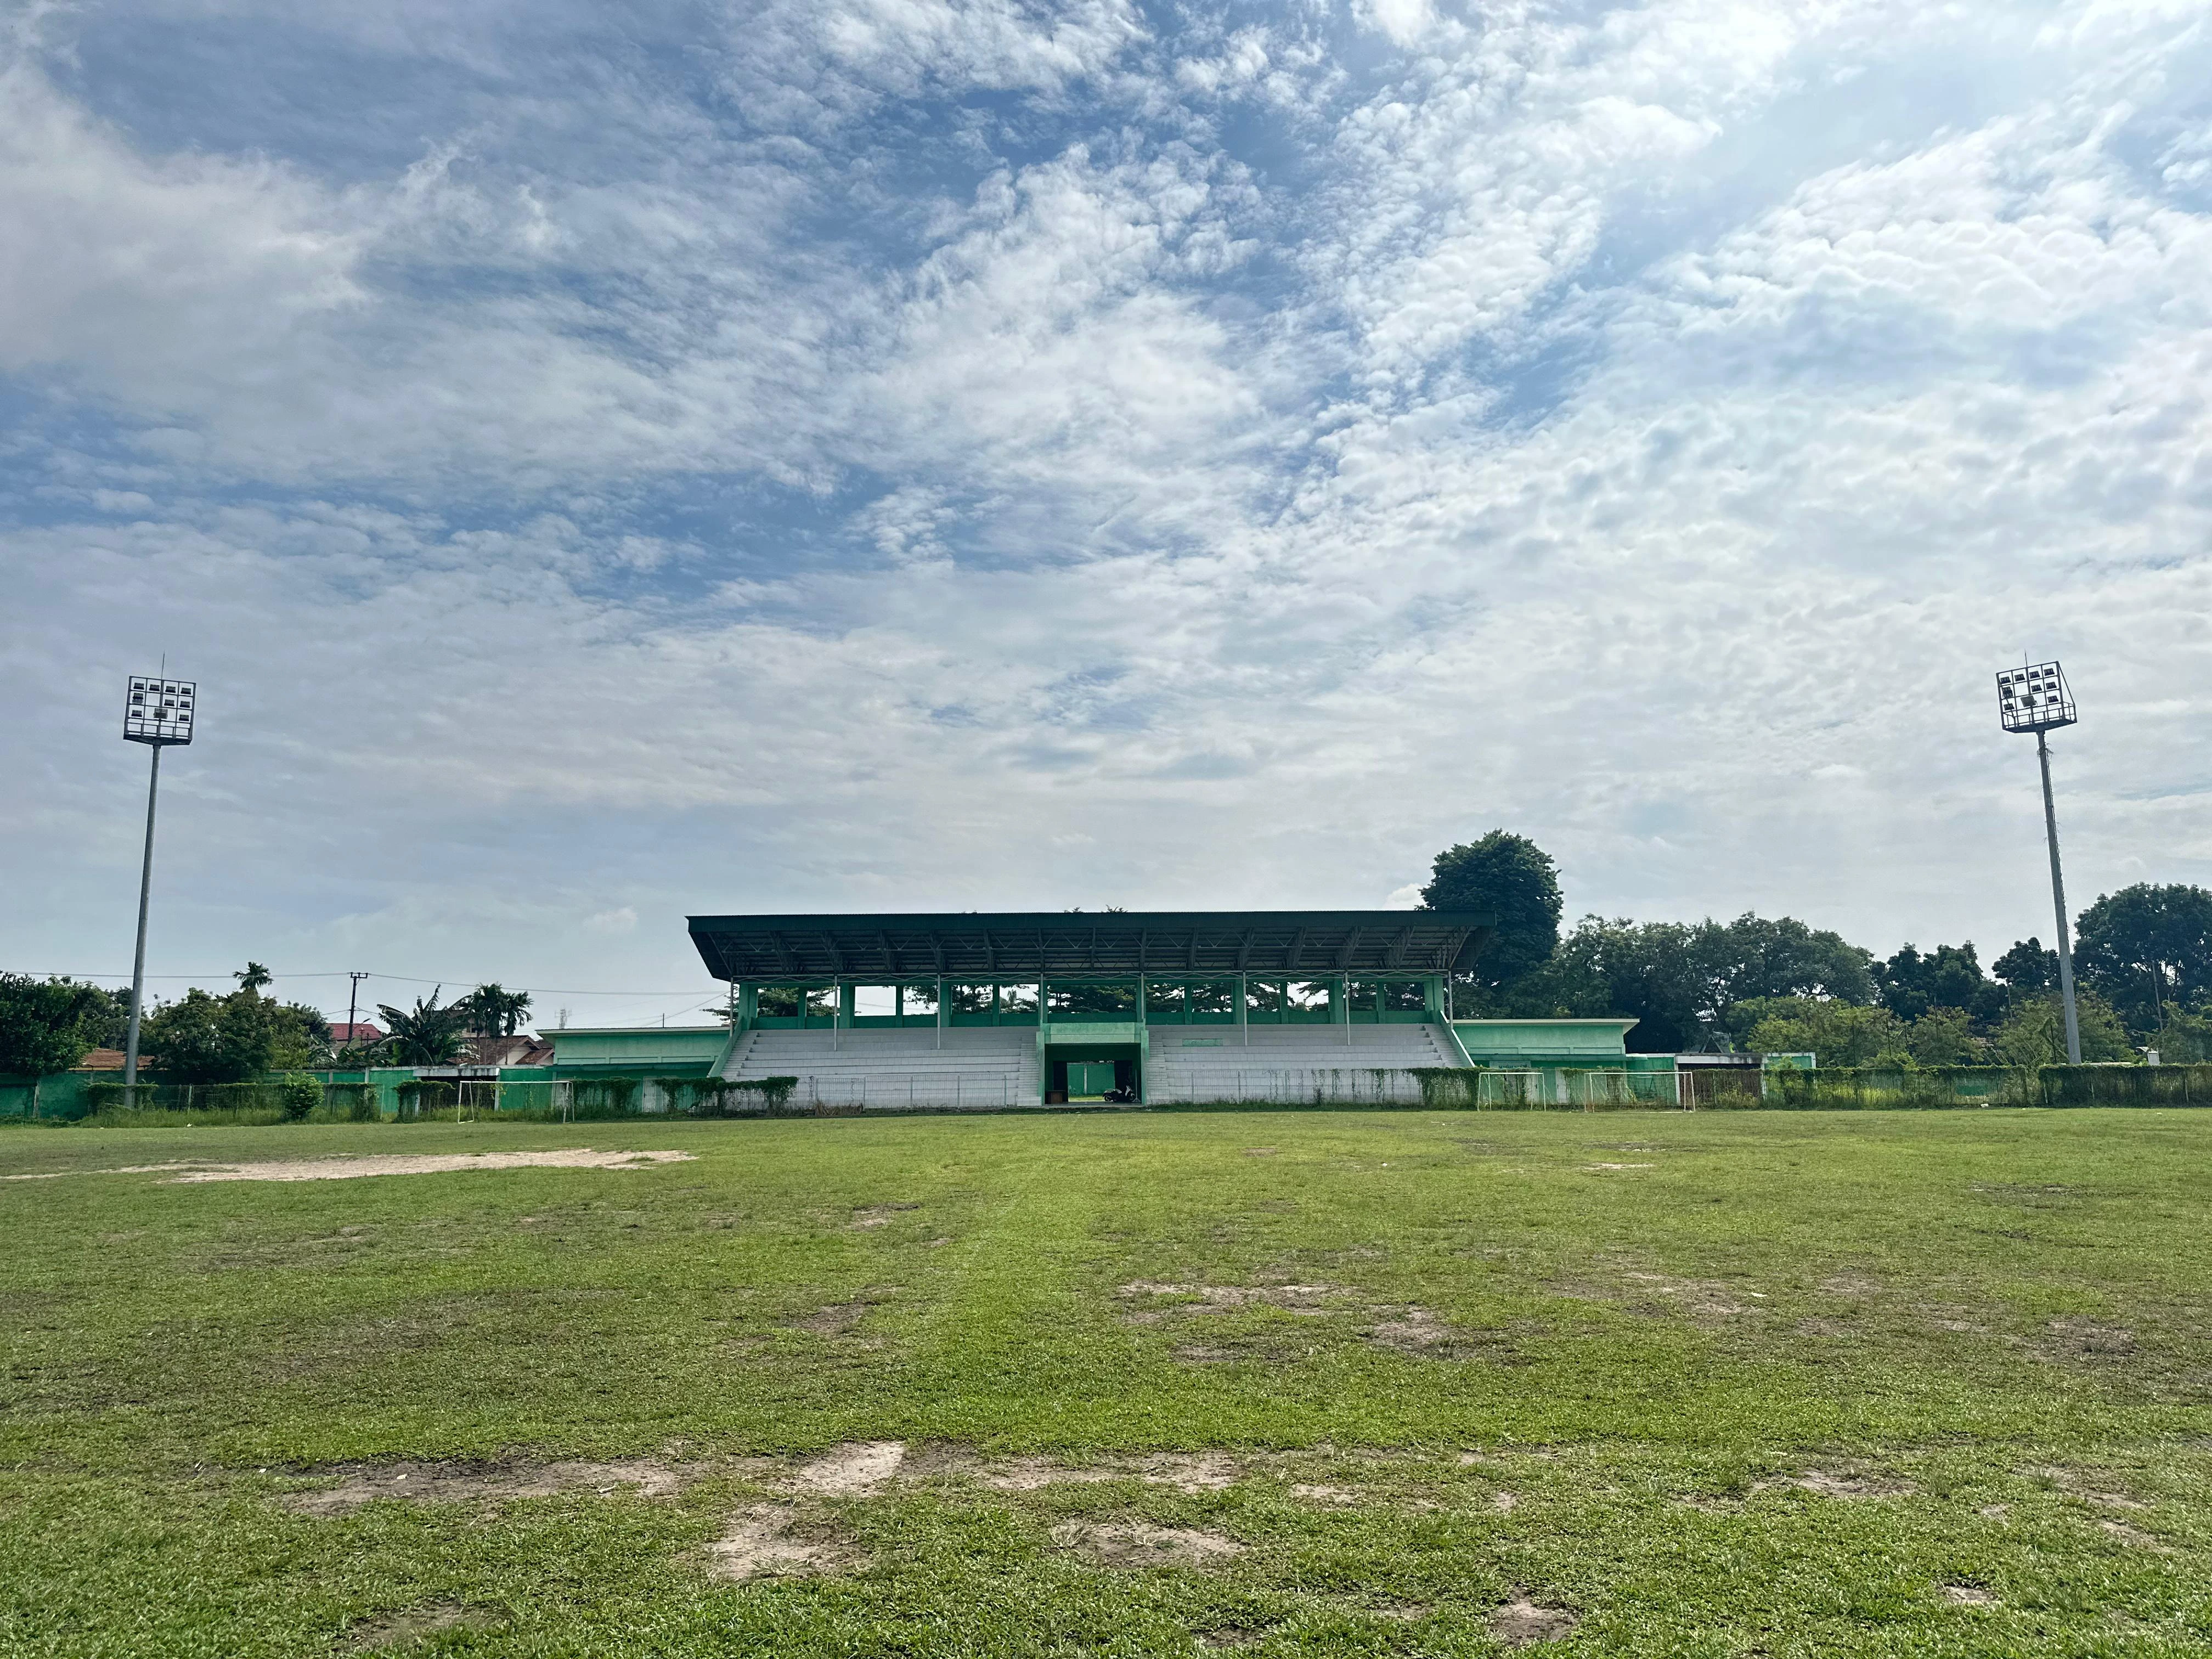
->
[
  {"left": 1153, "top": 1068, "right": 1430, "bottom": 1105},
  {"left": 799, "top": 1073, "right": 1020, "bottom": 1110}
]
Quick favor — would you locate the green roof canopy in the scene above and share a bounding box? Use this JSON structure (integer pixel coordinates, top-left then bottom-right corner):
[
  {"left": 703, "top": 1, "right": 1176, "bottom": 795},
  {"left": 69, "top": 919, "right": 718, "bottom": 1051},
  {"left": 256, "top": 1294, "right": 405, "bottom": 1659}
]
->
[{"left": 687, "top": 910, "right": 1494, "bottom": 984}]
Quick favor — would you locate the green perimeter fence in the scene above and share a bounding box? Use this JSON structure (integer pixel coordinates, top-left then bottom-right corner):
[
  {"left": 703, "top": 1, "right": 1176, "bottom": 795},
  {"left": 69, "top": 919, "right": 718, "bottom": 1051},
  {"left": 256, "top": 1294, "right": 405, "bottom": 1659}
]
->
[
  {"left": 0, "top": 1074, "right": 810, "bottom": 1124},
  {"left": 3, "top": 1065, "right": 2208, "bottom": 1121}
]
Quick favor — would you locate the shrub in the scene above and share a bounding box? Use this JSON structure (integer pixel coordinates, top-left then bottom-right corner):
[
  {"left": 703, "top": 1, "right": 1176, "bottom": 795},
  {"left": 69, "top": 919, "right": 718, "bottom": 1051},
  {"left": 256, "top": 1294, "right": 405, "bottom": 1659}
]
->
[{"left": 278, "top": 1074, "right": 322, "bottom": 1121}]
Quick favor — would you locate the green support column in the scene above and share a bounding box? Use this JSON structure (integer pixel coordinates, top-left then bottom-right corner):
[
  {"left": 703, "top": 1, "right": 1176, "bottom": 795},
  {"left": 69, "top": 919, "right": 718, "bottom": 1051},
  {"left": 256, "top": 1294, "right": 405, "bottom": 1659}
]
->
[{"left": 936, "top": 977, "right": 947, "bottom": 1050}]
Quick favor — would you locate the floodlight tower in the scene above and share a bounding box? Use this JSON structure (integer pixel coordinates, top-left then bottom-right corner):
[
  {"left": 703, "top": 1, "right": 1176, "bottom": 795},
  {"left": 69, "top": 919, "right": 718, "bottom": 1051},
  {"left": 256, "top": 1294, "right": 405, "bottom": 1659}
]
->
[
  {"left": 120, "top": 674, "right": 198, "bottom": 1091},
  {"left": 1994, "top": 661, "right": 2081, "bottom": 1064}
]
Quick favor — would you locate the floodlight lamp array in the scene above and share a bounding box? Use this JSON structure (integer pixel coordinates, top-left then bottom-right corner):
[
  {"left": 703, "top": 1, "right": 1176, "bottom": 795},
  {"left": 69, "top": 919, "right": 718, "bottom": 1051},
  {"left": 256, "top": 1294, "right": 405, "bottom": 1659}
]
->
[
  {"left": 124, "top": 675, "right": 196, "bottom": 746},
  {"left": 1995, "top": 661, "right": 2075, "bottom": 734}
]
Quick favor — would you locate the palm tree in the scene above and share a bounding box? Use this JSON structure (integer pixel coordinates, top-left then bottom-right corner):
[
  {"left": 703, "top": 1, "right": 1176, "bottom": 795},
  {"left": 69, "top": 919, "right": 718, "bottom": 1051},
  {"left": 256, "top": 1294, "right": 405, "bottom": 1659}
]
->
[
  {"left": 458, "top": 983, "right": 533, "bottom": 1038},
  {"left": 376, "top": 989, "right": 471, "bottom": 1065},
  {"left": 234, "top": 962, "right": 273, "bottom": 994}
]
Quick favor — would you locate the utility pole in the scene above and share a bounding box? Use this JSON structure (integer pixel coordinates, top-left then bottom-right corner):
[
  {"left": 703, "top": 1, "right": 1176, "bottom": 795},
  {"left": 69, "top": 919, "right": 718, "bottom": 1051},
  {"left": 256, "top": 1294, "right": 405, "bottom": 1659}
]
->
[
  {"left": 120, "top": 674, "right": 197, "bottom": 1095},
  {"left": 1997, "top": 662, "right": 2082, "bottom": 1064},
  {"left": 346, "top": 972, "right": 370, "bottom": 1048}
]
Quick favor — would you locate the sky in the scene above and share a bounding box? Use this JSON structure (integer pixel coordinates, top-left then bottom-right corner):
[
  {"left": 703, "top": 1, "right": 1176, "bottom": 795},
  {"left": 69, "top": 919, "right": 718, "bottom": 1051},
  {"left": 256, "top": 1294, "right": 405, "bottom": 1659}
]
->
[{"left": 3, "top": 0, "right": 2209, "bottom": 1030}]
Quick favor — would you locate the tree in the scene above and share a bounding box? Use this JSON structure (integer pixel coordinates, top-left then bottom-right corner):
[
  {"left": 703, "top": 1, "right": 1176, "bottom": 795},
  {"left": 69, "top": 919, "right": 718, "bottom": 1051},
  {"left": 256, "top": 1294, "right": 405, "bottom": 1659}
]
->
[
  {"left": 458, "top": 983, "right": 533, "bottom": 1039},
  {"left": 1877, "top": 944, "right": 2004, "bottom": 1026},
  {"left": 1992, "top": 938, "right": 2058, "bottom": 994},
  {"left": 1698, "top": 914, "right": 1876, "bottom": 1012},
  {"left": 1497, "top": 912, "right": 1876, "bottom": 1052},
  {"left": 2074, "top": 883, "right": 2212, "bottom": 1034},
  {"left": 377, "top": 990, "right": 470, "bottom": 1066},
  {"left": 1902, "top": 1006, "right": 1986, "bottom": 1066},
  {"left": 0, "top": 975, "right": 117, "bottom": 1077},
  {"left": 1421, "top": 832, "right": 1563, "bottom": 996},
  {"left": 140, "top": 988, "right": 279, "bottom": 1084},
  {"left": 268, "top": 1003, "right": 333, "bottom": 1070},
  {"left": 1993, "top": 991, "right": 2133, "bottom": 1068},
  {"left": 1739, "top": 997, "right": 1905, "bottom": 1066},
  {"left": 234, "top": 962, "right": 274, "bottom": 994}
]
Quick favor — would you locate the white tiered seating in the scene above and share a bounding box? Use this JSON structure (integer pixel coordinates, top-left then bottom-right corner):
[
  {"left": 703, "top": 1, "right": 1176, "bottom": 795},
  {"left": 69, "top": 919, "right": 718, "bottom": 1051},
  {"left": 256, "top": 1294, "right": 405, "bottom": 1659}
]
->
[
  {"left": 724, "top": 1026, "right": 1037, "bottom": 1110},
  {"left": 1143, "top": 1023, "right": 1457, "bottom": 1103}
]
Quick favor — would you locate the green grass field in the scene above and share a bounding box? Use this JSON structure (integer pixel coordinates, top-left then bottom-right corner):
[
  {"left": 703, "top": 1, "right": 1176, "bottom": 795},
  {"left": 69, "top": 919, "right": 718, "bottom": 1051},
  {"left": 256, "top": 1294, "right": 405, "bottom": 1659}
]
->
[{"left": 4, "top": 1109, "right": 2210, "bottom": 1656}]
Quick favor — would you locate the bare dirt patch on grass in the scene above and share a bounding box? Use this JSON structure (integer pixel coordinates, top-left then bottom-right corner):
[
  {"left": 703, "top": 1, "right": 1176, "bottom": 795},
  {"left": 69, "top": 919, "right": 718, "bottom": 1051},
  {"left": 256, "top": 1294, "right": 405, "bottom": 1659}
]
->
[
  {"left": 286, "top": 1458, "right": 691, "bottom": 1516},
  {"left": 783, "top": 1441, "right": 906, "bottom": 1495},
  {"left": 705, "top": 1505, "right": 860, "bottom": 1581},
  {"left": 1942, "top": 1585, "right": 1999, "bottom": 1606},
  {"left": 791, "top": 1289, "right": 899, "bottom": 1337},
  {"left": 1049, "top": 1520, "right": 1243, "bottom": 1568},
  {"left": 1820, "top": 1272, "right": 1884, "bottom": 1297},
  {"left": 2039, "top": 1317, "right": 2137, "bottom": 1359},
  {"left": 794, "top": 1303, "right": 868, "bottom": 1335},
  {"left": 2, "top": 1162, "right": 213, "bottom": 1182},
  {"left": 2025, "top": 1466, "right": 2154, "bottom": 1511},
  {"left": 939, "top": 1448, "right": 1244, "bottom": 1494},
  {"left": 1488, "top": 1595, "right": 1577, "bottom": 1646},
  {"left": 110, "top": 1150, "right": 697, "bottom": 1184},
  {"left": 850, "top": 1203, "right": 921, "bottom": 1229},
  {"left": 1116, "top": 1282, "right": 1348, "bottom": 1320},
  {"left": 1364, "top": 1306, "right": 1516, "bottom": 1361},
  {"left": 343, "top": 1601, "right": 492, "bottom": 1651},
  {"left": 1119, "top": 1281, "right": 1513, "bottom": 1363},
  {"left": 1760, "top": 1468, "right": 1916, "bottom": 1499}
]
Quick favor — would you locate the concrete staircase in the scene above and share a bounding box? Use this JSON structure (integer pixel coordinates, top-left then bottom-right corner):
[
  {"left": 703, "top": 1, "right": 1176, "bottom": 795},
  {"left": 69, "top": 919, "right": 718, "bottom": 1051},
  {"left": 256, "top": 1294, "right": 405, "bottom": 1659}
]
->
[
  {"left": 1144, "top": 1022, "right": 1456, "bottom": 1104},
  {"left": 723, "top": 1026, "right": 1037, "bottom": 1110}
]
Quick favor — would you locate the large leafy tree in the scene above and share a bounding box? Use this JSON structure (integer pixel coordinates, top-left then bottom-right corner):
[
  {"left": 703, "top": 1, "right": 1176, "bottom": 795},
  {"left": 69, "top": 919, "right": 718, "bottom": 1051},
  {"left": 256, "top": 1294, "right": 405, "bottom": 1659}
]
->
[
  {"left": 458, "top": 984, "right": 533, "bottom": 1038},
  {"left": 1738, "top": 998, "right": 1907, "bottom": 1066},
  {"left": 1502, "top": 912, "right": 1876, "bottom": 1052},
  {"left": 0, "top": 975, "right": 119, "bottom": 1077},
  {"left": 1420, "top": 832, "right": 1564, "bottom": 995},
  {"left": 2074, "top": 883, "right": 2212, "bottom": 1034},
  {"left": 268, "top": 1003, "right": 334, "bottom": 1069},
  {"left": 377, "top": 990, "right": 471, "bottom": 1065},
  {"left": 141, "top": 986, "right": 278, "bottom": 1084},
  {"left": 1991, "top": 938, "right": 2059, "bottom": 994},
  {"left": 1877, "top": 943, "right": 2006, "bottom": 1026}
]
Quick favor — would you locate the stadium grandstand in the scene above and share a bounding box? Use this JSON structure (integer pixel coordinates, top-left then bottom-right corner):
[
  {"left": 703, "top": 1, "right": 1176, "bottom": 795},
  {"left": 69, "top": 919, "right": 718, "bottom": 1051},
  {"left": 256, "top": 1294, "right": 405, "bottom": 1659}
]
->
[{"left": 686, "top": 909, "right": 1496, "bottom": 1109}]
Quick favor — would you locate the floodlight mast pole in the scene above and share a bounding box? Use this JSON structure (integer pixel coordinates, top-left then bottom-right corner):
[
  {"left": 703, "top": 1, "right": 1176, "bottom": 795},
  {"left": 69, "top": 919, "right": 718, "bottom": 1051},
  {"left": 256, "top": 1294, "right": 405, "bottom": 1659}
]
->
[
  {"left": 121, "top": 744, "right": 162, "bottom": 1091},
  {"left": 120, "top": 671, "right": 196, "bottom": 1096},
  {"left": 2036, "top": 729, "right": 2083, "bottom": 1065}
]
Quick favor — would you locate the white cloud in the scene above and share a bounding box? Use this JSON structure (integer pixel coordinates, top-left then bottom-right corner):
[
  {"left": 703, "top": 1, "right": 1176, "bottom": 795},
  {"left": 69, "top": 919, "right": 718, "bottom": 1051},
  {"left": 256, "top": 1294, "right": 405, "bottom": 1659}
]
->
[{"left": 3, "top": 0, "right": 2210, "bottom": 1011}]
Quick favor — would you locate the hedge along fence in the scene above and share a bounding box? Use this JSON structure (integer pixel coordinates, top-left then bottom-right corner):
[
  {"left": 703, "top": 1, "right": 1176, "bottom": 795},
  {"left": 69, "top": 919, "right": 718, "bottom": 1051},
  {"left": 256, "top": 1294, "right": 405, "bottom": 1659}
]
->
[
  {"left": 60, "top": 1076, "right": 374, "bottom": 1124},
  {"left": 1759, "top": 1068, "right": 2041, "bottom": 1111},
  {"left": 654, "top": 1076, "right": 805, "bottom": 1117},
  {"left": 1760, "top": 1064, "right": 2212, "bottom": 1110},
  {"left": 1407, "top": 1069, "right": 1685, "bottom": 1110},
  {"left": 82, "top": 1080, "right": 300, "bottom": 1118},
  {"left": 2040, "top": 1064, "right": 2212, "bottom": 1106}
]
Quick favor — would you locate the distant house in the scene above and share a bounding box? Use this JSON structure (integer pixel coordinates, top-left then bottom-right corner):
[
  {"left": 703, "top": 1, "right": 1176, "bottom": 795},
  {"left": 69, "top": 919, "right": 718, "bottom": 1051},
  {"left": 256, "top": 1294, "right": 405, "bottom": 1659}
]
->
[
  {"left": 464, "top": 1034, "right": 555, "bottom": 1068},
  {"left": 77, "top": 1048, "right": 127, "bottom": 1071},
  {"left": 329, "top": 1022, "right": 387, "bottom": 1047}
]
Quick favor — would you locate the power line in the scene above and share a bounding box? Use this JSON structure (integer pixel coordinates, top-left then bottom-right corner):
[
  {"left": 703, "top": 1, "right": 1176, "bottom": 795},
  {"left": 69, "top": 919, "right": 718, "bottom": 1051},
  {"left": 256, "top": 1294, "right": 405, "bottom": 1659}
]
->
[{"left": 5, "top": 968, "right": 718, "bottom": 996}]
